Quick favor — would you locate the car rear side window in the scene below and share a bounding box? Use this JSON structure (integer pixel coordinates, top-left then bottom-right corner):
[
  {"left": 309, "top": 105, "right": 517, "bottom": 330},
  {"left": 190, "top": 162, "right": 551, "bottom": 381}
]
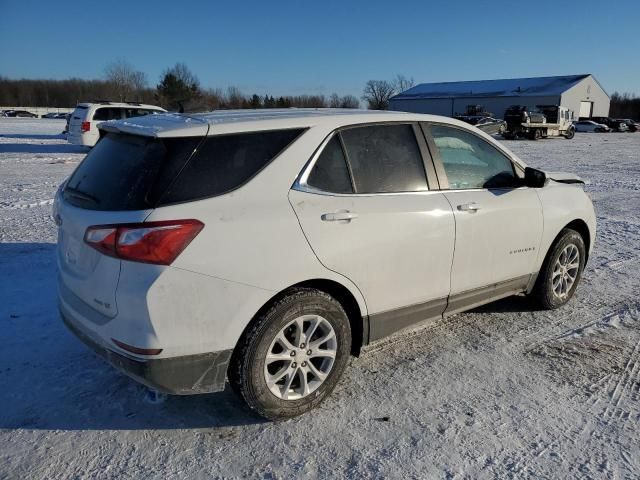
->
[
  {"left": 64, "top": 133, "right": 201, "bottom": 211},
  {"left": 125, "top": 108, "right": 160, "bottom": 118},
  {"left": 306, "top": 136, "right": 353, "bottom": 194},
  {"left": 158, "top": 129, "right": 305, "bottom": 204},
  {"left": 340, "top": 124, "right": 428, "bottom": 193}
]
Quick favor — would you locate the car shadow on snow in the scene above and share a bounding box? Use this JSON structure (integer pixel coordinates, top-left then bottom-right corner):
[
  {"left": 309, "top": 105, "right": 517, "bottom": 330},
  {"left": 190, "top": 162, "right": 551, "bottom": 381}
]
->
[
  {"left": 0, "top": 142, "right": 88, "bottom": 154},
  {"left": 468, "top": 295, "right": 542, "bottom": 314},
  {"left": 0, "top": 242, "right": 265, "bottom": 431},
  {"left": 0, "top": 133, "right": 67, "bottom": 140}
]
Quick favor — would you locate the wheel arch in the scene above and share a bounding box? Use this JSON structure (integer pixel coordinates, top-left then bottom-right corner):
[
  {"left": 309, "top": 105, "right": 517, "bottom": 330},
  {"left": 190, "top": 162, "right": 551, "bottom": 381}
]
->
[
  {"left": 537, "top": 218, "right": 591, "bottom": 275},
  {"left": 563, "top": 218, "right": 591, "bottom": 264},
  {"left": 232, "top": 278, "right": 367, "bottom": 361}
]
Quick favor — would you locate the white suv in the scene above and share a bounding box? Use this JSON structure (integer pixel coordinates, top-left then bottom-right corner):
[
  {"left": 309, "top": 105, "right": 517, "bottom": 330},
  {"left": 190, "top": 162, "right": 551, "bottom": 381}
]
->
[
  {"left": 67, "top": 101, "right": 166, "bottom": 146},
  {"left": 55, "top": 109, "right": 596, "bottom": 419}
]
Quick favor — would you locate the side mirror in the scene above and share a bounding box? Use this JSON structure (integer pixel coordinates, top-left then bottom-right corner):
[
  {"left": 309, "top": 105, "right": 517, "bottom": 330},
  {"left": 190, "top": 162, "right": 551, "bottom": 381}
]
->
[{"left": 524, "top": 167, "right": 546, "bottom": 188}]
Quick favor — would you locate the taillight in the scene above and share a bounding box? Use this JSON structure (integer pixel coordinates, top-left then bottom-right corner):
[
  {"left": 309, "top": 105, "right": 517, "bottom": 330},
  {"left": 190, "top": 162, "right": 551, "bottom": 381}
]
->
[
  {"left": 81, "top": 121, "right": 90, "bottom": 132},
  {"left": 84, "top": 220, "right": 204, "bottom": 265}
]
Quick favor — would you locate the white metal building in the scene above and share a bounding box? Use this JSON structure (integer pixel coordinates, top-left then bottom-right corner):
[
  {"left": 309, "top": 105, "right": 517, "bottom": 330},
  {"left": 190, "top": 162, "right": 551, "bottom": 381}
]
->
[{"left": 389, "top": 74, "right": 610, "bottom": 119}]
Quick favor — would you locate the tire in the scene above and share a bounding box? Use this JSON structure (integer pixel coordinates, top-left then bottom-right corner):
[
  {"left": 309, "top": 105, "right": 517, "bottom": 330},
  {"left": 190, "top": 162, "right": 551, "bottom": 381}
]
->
[
  {"left": 228, "top": 288, "right": 352, "bottom": 420},
  {"left": 531, "top": 229, "right": 586, "bottom": 309},
  {"left": 564, "top": 127, "right": 575, "bottom": 139}
]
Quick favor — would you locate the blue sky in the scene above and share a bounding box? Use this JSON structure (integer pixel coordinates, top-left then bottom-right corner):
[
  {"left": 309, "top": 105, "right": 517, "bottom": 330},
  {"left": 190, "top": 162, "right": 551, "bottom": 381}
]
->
[{"left": 1, "top": 0, "right": 639, "bottom": 97}]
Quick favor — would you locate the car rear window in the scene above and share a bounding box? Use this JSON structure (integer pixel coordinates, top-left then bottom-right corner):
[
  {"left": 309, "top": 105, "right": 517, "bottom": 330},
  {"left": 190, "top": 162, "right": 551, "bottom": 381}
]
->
[
  {"left": 64, "top": 128, "right": 305, "bottom": 211},
  {"left": 64, "top": 133, "right": 201, "bottom": 211}
]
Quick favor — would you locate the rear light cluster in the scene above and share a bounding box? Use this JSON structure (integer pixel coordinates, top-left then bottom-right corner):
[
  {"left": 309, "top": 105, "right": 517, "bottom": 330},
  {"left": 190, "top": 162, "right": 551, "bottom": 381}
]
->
[
  {"left": 81, "top": 121, "right": 91, "bottom": 132},
  {"left": 84, "top": 220, "right": 203, "bottom": 265}
]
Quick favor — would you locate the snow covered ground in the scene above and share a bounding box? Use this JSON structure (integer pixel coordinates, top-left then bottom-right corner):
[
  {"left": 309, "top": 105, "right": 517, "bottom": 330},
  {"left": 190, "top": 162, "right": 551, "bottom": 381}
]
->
[{"left": 1, "top": 118, "right": 639, "bottom": 479}]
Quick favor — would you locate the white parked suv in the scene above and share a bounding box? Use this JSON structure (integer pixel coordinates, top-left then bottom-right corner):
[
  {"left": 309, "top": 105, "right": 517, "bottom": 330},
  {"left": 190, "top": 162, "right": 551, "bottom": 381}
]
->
[
  {"left": 55, "top": 109, "right": 596, "bottom": 419},
  {"left": 67, "top": 101, "right": 166, "bottom": 146}
]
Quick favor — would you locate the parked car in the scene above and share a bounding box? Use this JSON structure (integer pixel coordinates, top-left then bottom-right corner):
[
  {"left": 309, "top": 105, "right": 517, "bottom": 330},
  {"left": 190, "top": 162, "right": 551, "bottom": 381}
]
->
[
  {"left": 55, "top": 109, "right": 596, "bottom": 420},
  {"left": 4, "top": 109, "right": 38, "bottom": 118},
  {"left": 574, "top": 120, "right": 610, "bottom": 132},
  {"left": 67, "top": 101, "right": 166, "bottom": 146},
  {"left": 584, "top": 116, "right": 628, "bottom": 132},
  {"left": 617, "top": 119, "right": 639, "bottom": 132},
  {"left": 42, "top": 112, "right": 69, "bottom": 119},
  {"left": 455, "top": 115, "right": 507, "bottom": 135}
]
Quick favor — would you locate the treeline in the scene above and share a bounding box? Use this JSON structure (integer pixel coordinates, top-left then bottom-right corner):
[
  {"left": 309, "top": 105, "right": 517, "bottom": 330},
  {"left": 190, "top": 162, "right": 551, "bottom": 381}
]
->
[
  {"left": 610, "top": 92, "right": 640, "bottom": 120},
  {"left": 0, "top": 60, "right": 359, "bottom": 111},
  {"left": 1, "top": 59, "right": 415, "bottom": 112},
  {"left": 0, "top": 76, "right": 359, "bottom": 111}
]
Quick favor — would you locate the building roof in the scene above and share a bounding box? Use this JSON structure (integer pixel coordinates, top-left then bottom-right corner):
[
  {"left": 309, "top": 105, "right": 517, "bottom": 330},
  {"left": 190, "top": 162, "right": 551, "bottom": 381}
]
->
[
  {"left": 392, "top": 74, "right": 591, "bottom": 100},
  {"left": 98, "top": 108, "right": 411, "bottom": 138}
]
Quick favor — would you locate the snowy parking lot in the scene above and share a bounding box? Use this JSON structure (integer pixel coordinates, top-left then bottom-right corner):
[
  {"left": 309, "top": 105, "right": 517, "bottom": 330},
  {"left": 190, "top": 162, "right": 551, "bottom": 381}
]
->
[{"left": 1, "top": 118, "right": 639, "bottom": 479}]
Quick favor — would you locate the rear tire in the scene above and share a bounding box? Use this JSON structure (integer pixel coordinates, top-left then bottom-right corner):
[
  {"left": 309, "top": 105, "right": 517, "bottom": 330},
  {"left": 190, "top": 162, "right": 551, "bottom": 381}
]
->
[
  {"left": 531, "top": 229, "right": 586, "bottom": 309},
  {"left": 229, "top": 288, "right": 351, "bottom": 420}
]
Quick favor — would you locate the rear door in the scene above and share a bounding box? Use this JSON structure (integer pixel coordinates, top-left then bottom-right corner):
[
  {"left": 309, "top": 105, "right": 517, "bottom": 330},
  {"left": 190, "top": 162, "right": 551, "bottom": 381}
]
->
[
  {"left": 290, "top": 123, "right": 455, "bottom": 340},
  {"left": 423, "top": 123, "right": 543, "bottom": 312}
]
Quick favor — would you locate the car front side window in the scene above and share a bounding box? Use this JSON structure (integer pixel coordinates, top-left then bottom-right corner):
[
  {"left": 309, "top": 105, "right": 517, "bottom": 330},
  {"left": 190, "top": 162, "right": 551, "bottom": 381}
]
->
[{"left": 429, "top": 125, "right": 519, "bottom": 190}]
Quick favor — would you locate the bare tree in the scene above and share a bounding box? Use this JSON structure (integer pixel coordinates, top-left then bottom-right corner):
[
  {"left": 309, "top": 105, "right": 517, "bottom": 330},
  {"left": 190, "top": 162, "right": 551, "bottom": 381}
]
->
[
  {"left": 393, "top": 74, "right": 415, "bottom": 94},
  {"left": 339, "top": 95, "right": 360, "bottom": 109},
  {"left": 104, "top": 59, "right": 147, "bottom": 101},
  {"left": 329, "top": 93, "right": 341, "bottom": 108},
  {"left": 362, "top": 80, "right": 396, "bottom": 110},
  {"left": 226, "top": 86, "right": 245, "bottom": 108}
]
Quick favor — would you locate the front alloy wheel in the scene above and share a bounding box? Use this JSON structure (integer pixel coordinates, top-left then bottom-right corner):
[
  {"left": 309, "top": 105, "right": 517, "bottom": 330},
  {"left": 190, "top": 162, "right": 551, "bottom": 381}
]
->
[
  {"left": 532, "top": 228, "right": 586, "bottom": 309},
  {"left": 551, "top": 244, "right": 580, "bottom": 300}
]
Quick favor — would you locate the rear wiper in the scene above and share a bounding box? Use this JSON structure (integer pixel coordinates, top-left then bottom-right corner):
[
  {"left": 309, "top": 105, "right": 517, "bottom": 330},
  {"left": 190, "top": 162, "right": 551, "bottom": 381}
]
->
[{"left": 64, "top": 186, "right": 100, "bottom": 204}]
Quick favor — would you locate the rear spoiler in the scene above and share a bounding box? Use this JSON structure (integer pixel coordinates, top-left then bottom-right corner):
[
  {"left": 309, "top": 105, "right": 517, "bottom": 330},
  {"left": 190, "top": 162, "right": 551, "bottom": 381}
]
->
[{"left": 97, "top": 114, "right": 210, "bottom": 139}]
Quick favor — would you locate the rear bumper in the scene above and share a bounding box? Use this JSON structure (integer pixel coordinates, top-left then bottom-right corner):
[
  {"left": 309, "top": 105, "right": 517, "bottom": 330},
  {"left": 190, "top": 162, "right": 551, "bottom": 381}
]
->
[{"left": 61, "top": 310, "right": 232, "bottom": 395}]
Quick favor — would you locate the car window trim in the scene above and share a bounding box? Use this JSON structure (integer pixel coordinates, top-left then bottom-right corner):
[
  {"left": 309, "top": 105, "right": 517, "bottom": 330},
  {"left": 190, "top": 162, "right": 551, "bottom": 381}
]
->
[
  {"left": 335, "top": 131, "right": 358, "bottom": 194},
  {"left": 420, "top": 121, "right": 526, "bottom": 192},
  {"left": 294, "top": 121, "right": 436, "bottom": 196}
]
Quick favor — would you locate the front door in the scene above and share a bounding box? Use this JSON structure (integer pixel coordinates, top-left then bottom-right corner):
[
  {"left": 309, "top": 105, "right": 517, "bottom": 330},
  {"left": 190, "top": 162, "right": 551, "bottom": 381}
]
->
[
  {"left": 424, "top": 123, "right": 543, "bottom": 312},
  {"left": 290, "top": 123, "right": 455, "bottom": 340}
]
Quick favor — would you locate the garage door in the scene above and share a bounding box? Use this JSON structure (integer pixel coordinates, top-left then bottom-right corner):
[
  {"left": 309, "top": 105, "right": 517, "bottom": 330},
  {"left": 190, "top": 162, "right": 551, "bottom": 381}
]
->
[{"left": 579, "top": 101, "right": 593, "bottom": 118}]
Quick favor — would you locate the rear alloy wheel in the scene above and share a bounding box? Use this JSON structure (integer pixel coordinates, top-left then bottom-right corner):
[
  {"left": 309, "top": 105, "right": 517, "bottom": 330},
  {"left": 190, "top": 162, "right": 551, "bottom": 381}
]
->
[
  {"left": 264, "top": 315, "right": 338, "bottom": 400},
  {"left": 229, "top": 289, "right": 351, "bottom": 420},
  {"left": 532, "top": 229, "right": 586, "bottom": 309}
]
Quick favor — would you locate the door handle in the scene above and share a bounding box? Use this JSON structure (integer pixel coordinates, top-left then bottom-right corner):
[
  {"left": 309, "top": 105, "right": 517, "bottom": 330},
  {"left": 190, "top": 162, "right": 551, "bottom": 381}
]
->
[
  {"left": 457, "top": 202, "right": 480, "bottom": 213},
  {"left": 321, "top": 211, "right": 358, "bottom": 222}
]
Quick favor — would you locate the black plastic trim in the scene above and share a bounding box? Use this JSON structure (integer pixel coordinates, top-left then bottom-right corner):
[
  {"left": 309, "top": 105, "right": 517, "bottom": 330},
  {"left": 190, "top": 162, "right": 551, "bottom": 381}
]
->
[
  {"left": 61, "top": 311, "right": 231, "bottom": 395},
  {"left": 445, "top": 275, "right": 530, "bottom": 315},
  {"left": 368, "top": 297, "right": 447, "bottom": 342}
]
